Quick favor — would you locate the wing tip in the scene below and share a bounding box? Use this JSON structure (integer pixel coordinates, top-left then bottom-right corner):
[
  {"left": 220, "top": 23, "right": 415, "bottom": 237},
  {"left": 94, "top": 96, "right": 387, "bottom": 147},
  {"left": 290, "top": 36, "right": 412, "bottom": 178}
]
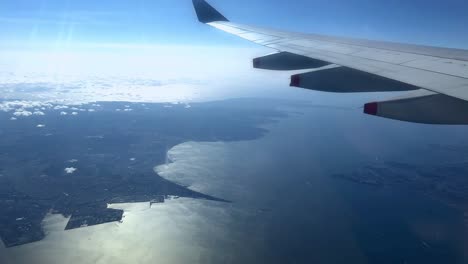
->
[{"left": 192, "top": 0, "right": 229, "bottom": 23}]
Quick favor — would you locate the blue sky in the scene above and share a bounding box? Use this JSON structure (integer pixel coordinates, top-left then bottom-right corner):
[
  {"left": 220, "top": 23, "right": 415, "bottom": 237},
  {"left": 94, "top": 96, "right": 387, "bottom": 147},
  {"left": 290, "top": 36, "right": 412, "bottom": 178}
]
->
[
  {"left": 1, "top": 0, "right": 468, "bottom": 49},
  {"left": 1, "top": 0, "right": 468, "bottom": 105}
]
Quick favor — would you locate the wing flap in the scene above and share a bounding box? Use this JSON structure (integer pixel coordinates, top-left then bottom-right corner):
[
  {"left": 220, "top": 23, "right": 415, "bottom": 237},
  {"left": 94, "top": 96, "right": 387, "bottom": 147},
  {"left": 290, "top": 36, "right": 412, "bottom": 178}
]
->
[
  {"left": 364, "top": 90, "right": 468, "bottom": 124},
  {"left": 253, "top": 52, "right": 330, "bottom": 71},
  {"left": 290, "top": 66, "right": 420, "bottom": 93}
]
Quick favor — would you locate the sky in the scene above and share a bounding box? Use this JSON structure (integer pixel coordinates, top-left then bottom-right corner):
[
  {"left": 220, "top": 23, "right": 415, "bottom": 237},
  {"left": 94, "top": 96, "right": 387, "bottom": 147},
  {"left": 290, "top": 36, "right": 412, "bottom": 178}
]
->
[
  {"left": 2, "top": 0, "right": 468, "bottom": 49},
  {"left": 1, "top": 0, "right": 468, "bottom": 104}
]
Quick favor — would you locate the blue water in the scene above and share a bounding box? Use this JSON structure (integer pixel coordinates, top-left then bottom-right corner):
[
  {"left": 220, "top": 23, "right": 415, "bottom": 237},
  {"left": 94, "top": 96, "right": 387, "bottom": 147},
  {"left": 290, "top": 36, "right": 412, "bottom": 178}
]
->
[{"left": 1, "top": 98, "right": 467, "bottom": 263}]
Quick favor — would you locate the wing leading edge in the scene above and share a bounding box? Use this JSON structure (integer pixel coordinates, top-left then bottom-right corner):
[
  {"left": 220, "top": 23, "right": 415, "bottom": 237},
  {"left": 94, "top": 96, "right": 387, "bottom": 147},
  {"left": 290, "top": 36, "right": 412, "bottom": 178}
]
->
[{"left": 192, "top": 0, "right": 468, "bottom": 124}]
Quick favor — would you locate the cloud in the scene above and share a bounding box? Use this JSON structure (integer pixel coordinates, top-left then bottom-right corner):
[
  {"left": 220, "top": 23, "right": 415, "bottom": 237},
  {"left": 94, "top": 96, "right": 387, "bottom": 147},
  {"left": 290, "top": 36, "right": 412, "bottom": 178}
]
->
[
  {"left": 37, "top": 124, "right": 45, "bottom": 128},
  {"left": 54, "top": 105, "right": 69, "bottom": 110},
  {"left": 13, "top": 110, "right": 33, "bottom": 117},
  {"left": 0, "top": 101, "right": 53, "bottom": 113},
  {"left": 64, "top": 167, "right": 77, "bottom": 174},
  {"left": 71, "top": 112, "right": 78, "bottom": 115},
  {"left": 33, "top": 111, "right": 45, "bottom": 116},
  {"left": 0, "top": 46, "right": 284, "bottom": 104},
  {"left": 60, "top": 111, "right": 68, "bottom": 115}
]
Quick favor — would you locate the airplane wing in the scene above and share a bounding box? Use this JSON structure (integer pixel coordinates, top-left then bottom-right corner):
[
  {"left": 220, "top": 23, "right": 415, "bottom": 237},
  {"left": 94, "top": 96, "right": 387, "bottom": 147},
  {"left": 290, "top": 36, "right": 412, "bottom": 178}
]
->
[{"left": 192, "top": 0, "right": 468, "bottom": 124}]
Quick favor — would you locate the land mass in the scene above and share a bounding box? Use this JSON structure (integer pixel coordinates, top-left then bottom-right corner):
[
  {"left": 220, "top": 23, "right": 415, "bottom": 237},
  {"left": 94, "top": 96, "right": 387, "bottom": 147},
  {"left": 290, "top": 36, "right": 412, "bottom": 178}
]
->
[{"left": 0, "top": 99, "right": 287, "bottom": 247}]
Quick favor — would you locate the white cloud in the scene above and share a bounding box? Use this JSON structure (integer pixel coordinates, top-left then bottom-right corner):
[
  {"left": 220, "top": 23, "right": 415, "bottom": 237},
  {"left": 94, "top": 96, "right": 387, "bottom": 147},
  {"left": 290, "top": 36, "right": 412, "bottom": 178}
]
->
[
  {"left": 0, "top": 101, "right": 53, "bottom": 112},
  {"left": 37, "top": 124, "right": 45, "bottom": 128},
  {"left": 88, "top": 109, "right": 95, "bottom": 112},
  {"left": 123, "top": 108, "right": 133, "bottom": 112},
  {"left": 13, "top": 110, "right": 33, "bottom": 117},
  {"left": 60, "top": 111, "right": 68, "bottom": 115},
  {"left": 68, "top": 159, "right": 78, "bottom": 163},
  {"left": 64, "top": 167, "right": 77, "bottom": 174},
  {"left": 54, "top": 105, "right": 69, "bottom": 110},
  {"left": 71, "top": 112, "right": 78, "bottom": 115},
  {"left": 10, "top": 117, "right": 17, "bottom": 120},
  {"left": 33, "top": 111, "right": 45, "bottom": 115},
  {"left": 0, "top": 105, "right": 11, "bottom": 112},
  {"left": 0, "top": 45, "right": 289, "bottom": 104}
]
